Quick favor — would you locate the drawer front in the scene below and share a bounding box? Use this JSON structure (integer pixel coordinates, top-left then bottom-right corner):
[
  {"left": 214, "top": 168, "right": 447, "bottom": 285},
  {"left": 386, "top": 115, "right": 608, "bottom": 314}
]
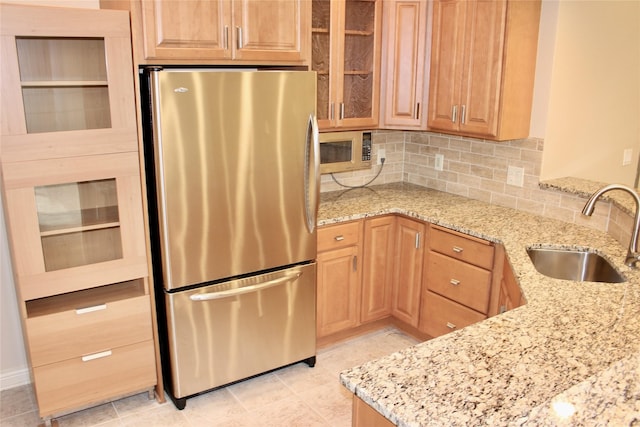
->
[
  {"left": 420, "top": 291, "right": 486, "bottom": 338},
  {"left": 426, "top": 252, "right": 492, "bottom": 313},
  {"left": 27, "top": 295, "right": 152, "bottom": 367},
  {"left": 33, "top": 340, "right": 156, "bottom": 418},
  {"left": 429, "top": 227, "right": 494, "bottom": 269},
  {"left": 318, "top": 221, "right": 361, "bottom": 252}
]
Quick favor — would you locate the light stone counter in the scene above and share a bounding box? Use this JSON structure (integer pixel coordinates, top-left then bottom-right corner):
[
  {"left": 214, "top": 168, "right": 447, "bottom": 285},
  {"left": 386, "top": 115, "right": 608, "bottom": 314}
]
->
[{"left": 321, "top": 182, "right": 640, "bottom": 426}]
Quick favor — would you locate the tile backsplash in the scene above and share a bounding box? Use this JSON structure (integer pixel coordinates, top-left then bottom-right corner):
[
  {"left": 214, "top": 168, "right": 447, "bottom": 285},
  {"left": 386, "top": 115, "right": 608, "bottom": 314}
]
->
[{"left": 320, "top": 130, "right": 631, "bottom": 249}]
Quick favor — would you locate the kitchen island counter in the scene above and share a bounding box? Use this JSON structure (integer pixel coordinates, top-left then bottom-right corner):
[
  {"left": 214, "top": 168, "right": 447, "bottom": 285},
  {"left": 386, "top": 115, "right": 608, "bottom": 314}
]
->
[{"left": 319, "top": 182, "right": 640, "bottom": 426}]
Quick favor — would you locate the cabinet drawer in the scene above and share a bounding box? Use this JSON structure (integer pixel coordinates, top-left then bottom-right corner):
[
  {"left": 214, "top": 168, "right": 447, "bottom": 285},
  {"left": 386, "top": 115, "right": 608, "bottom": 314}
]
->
[
  {"left": 33, "top": 340, "right": 156, "bottom": 418},
  {"left": 426, "top": 252, "right": 492, "bottom": 314},
  {"left": 26, "top": 295, "right": 152, "bottom": 367},
  {"left": 318, "top": 221, "right": 361, "bottom": 252},
  {"left": 420, "top": 291, "right": 486, "bottom": 338},
  {"left": 429, "top": 226, "right": 494, "bottom": 269}
]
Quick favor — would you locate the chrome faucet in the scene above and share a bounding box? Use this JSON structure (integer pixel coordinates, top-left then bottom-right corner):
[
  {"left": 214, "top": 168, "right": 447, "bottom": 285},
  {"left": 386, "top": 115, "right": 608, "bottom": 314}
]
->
[{"left": 582, "top": 183, "right": 640, "bottom": 267}]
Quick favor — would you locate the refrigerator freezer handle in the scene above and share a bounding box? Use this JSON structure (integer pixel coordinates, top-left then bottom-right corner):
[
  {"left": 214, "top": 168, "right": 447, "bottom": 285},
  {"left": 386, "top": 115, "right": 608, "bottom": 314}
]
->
[
  {"left": 304, "top": 114, "right": 320, "bottom": 233},
  {"left": 189, "top": 271, "right": 303, "bottom": 301}
]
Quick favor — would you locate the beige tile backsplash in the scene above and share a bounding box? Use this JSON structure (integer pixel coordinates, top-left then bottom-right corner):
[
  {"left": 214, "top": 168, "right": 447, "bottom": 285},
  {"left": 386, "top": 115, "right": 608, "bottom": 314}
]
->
[{"left": 320, "top": 130, "right": 631, "bottom": 249}]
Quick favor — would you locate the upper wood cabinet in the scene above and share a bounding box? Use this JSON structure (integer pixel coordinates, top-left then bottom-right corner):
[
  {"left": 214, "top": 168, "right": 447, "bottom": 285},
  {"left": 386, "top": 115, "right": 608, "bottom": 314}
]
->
[
  {"left": 379, "top": 0, "right": 431, "bottom": 130},
  {"left": 312, "top": 0, "right": 383, "bottom": 130},
  {"left": 101, "top": 0, "right": 310, "bottom": 65},
  {"left": 427, "top": 0, "right": 541, "bottom": 140}
]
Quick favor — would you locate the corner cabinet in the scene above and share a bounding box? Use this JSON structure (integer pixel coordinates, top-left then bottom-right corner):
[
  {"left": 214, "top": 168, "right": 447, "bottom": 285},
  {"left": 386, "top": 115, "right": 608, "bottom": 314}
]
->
[
  {"left": 0, "top": 4, "right": 157, "bottom": 422},
  {"left": 101, "top": 0, "right": 310, "bottom": 65},
  {"left": 379, "top": 0, "right": 431, "bottom": 130},
  {"left": 312, "top": 0, "right": 383, "bottom": 130},
  {"left": 427, "top": 0, "right": 541, "bottom": 140}
]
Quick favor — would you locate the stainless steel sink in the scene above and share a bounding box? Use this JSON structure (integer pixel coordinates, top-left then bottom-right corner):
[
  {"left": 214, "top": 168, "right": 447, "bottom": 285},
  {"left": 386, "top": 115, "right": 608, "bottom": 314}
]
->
[{"left": 526, "top": 247, "right": 625, "bottom": 283}]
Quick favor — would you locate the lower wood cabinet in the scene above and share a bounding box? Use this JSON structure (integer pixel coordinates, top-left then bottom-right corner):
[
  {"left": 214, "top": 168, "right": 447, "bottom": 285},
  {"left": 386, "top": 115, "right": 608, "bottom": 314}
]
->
[
  {"left": 361, "top": 216, "right": 395, "bottom": 323},
  {"left": 316, "top": 221, "right": 363, "bottom": 338},
  {"left": 352, "top": 395, "right": 395, "bottom": 427},
  {"left": 391, "top": 217, "right": 426, "bottom": 328},
  {"left": 316, "top": 216, "right": 521, "bottom": 342}
]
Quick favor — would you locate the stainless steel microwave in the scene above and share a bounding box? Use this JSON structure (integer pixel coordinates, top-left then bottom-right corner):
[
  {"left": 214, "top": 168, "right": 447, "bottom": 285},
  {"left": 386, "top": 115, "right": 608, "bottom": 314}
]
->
[{"left": 319, "top": 131, "right": 372, "bottom": 174}]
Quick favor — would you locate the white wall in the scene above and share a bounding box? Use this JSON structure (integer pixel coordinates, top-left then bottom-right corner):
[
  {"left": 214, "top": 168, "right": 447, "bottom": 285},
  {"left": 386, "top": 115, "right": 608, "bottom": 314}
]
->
[{"left": 539, "top": 0, "right": 640, "bottom": 186}]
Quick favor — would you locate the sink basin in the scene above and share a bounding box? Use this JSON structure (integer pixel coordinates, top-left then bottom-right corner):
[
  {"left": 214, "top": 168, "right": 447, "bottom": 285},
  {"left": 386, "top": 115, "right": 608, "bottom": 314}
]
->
[{"left": 526, "top": 247, "right": 625, "bottom": 283}]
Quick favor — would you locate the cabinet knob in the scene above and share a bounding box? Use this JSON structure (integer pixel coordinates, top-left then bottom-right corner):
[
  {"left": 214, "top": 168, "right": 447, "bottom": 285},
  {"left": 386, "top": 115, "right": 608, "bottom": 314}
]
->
[
  {"left": 334, "top": 235, "right": 345, "bottom": 241},
  {"left": 446, "top": 322, "right": 457, "bottom": 330}
]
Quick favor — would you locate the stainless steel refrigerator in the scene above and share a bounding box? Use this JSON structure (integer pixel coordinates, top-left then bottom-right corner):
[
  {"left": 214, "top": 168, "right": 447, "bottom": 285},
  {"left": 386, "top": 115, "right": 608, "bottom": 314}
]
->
[{"left": 140, "top": 68, "right": 319, "bottom": 409}]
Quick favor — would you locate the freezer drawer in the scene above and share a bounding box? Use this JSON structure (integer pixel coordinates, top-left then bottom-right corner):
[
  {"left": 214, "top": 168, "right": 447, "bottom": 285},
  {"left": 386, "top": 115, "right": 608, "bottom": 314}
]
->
[{"left": 165, "top": 263, "right": 316, "bottom": 399}]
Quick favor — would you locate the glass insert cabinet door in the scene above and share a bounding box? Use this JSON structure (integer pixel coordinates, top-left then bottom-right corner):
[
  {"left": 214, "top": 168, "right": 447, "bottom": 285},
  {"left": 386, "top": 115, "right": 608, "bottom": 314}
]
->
[
  {"left": 0, "top": 5, "right": 138, "bottom": 162},
  {"left": 1, "top": 153, "right": 148, "bottom": 301}
]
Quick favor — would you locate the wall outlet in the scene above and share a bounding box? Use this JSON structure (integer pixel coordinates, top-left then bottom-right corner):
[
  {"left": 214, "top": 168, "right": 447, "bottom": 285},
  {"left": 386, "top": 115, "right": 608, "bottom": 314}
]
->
[
  {"left": 377, "top": 148, "right": 386, "bottom": 165},
  {"left": 435, "top": 154, "right": 444, "bottom": 171},
  {"left": 623, "top": 148, "right": 633, "bottom": 166},
  {"left": 507, "top": 165, "right": 524, "bottom": 187}
]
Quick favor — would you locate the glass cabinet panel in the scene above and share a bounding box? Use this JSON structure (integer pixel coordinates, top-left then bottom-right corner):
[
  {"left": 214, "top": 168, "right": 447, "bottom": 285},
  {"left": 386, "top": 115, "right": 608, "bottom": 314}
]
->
[
  {"left": 16, "top": 37, "right": 111, "bottom": 133},
  {"left": 35, "top": 179, "right": 122, "bottom": 271},
  {"left": 311, "top": 0, "right": 331, "bottom": 122},
  {"left": 343, "top": 0, "right": 376, "bottom": 120}
]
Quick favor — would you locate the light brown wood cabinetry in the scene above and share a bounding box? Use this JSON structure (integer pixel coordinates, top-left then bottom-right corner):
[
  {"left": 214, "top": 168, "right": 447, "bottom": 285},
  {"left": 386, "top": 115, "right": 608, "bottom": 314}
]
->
[
  {"left": 101, "top": 0, "right": 310, "bottom": 65},
  {"left": 311, "top": 0, "right": 383, "bottom": 130},
  {"left": 352, "top": 395, "right": 395, "bottom": 427},
  {"left": 392, "top": 217, "right": 426, "bottom": 328},
  {"left": 419, "top": 225, "right": 496, "bottom": 337},
  {"left": 361, "top": 216, "right": 395, "bottom": 322},
  {"left": 497, "top": 256, "right": 524, "bottom": 313},
  {"left": 0, "top": 4, "right": 157, "bottom": 421},
  {"left": 379, "top": 0, "right": 431, "bottom": 129},
  {"left": 427, "top": 0, "right": 541, "bottom": 140},
  {"left": 317, "top": 221, "right": 363, "bottom": 338}
]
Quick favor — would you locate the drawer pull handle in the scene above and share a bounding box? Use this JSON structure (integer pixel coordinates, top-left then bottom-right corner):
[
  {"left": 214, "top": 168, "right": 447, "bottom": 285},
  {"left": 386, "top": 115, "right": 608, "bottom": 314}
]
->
[
  {"left": 449, "top": 279, "right": 460, "bottom": 286},
  {"left": 446, "top": 322, "right": 457, "bottom": 330},
  {"left": 452, "top": 246, "right": 464, "bottom": 253},
  {"left": 75, "top": 304, "right": 106, "bottom": 315},
  {"left": 82, "top": 350, "right": 112, "bottom": 362},
  {"left": 334, "top": 235, "right": 345, "bottom": 241}
]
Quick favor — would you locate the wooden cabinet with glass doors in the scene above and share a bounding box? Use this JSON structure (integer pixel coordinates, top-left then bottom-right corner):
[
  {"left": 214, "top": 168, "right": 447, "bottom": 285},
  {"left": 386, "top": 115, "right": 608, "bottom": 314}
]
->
[
  {"left": 0, "top": 4, "right": 157, "bottom": 423},
  {"left": 311, "top": 0, "right": 382, "bottom": 130}
]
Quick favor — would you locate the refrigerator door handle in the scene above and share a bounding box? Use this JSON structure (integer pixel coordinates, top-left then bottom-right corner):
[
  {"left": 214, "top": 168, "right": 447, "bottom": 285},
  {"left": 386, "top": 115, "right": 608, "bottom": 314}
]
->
[
  {"left": 304, "top": 114, "right": 320, "bottom": 233},
  {"left": 189, "top": 271, "right": 303, "bottom": 301}
]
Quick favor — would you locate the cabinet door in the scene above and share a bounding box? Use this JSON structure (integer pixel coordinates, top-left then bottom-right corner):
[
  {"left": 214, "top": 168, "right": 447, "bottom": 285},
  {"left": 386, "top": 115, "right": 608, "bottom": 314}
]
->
[
  {"left": 361, "top": 216, "right": 395, "bottom": 323},
  {"left": 458, "top": 0, "right": 506, "bottom": 137},
  {"left": 312, "top": 0, "right": 382, "bottom": 130},
  {"left": 317, "top": 245, "right": 361, "bottom": 337},
  {"left": 427, "top": 0, "right": 466, "bottom": 132},
  {"left": 2, "top": 153, "right": 148, "bottom": 300},
  {"left": 392, "top": 217, "right": 425, "bottom": 327},
  {"left": 232, "top": 0, "right": 309, "bottom": 62},
  {"left": 0, "top": 5, "right": 138, "bottom": 162},
  {"left": 140, "top": 0, "right": 232, "bottom": 60},
  {"left": 379, "top": 0, "right": 430, "bottom": 129}
]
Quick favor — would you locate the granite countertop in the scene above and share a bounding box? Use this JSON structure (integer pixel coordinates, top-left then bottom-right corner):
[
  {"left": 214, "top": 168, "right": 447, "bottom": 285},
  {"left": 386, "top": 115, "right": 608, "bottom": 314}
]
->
[{"left": 321, "top": 183, "right": 640, "bottom": 426}]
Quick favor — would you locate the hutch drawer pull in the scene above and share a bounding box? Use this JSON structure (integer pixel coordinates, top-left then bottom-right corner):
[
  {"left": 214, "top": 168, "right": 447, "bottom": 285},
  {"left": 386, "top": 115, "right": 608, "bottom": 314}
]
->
[
  {"left": 449, "top": 279, "right": 460, "bottom": 286},
  {"left": 75, "top": 304, "right": 106, "bottom": 315},
  {"left": 82, "top": 350, "right": 112, "bottom": 362},
  {"left": 452, "top": 246, "right": 464, "bottom": 253},
  {"left": 334, "top": 235, "right": 345, "bottom": 241},
  {"left": 446, "top": 322, "right": 457, "bottom": 330}
]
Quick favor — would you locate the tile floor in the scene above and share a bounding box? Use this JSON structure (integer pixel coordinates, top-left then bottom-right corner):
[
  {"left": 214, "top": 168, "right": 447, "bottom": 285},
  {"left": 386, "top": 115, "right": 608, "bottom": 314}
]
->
[{"left": 1, "top": 327, "right": 419, "bottom": 427}]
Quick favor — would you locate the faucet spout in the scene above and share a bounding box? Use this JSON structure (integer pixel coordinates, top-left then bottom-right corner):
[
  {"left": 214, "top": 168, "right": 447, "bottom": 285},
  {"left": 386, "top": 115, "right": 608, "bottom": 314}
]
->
[{"left": 582, "top": 183, "right": 640, "bottom": 267}]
